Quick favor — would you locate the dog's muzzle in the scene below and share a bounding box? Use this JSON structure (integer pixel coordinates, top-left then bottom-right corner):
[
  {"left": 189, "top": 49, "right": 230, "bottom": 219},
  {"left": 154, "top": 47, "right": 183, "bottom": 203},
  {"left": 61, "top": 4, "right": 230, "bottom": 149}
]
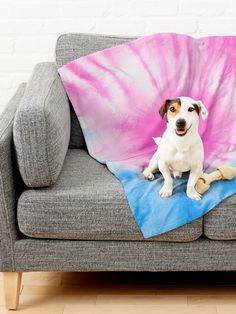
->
[{"left": 175, "top": 119, "right": 190, "bottom": 136}]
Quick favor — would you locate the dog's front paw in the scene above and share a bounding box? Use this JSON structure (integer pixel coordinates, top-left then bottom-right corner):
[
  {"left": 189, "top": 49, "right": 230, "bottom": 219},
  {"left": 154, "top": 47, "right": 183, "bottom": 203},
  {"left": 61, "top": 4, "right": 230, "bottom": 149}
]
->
[
  {"left": 159, "top": 185, "right": 172, "bottom": 198},
  {"left": 143, "top": 169, "right": 155, "bottom": 180},
  {"left": 187, "top": 188, "right": 202, "bottom": 201}
]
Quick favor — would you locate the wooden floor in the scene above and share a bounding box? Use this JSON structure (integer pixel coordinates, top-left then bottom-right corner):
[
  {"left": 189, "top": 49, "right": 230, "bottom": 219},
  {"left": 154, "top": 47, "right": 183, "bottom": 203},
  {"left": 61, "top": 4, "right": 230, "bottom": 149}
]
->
[{"left": 1, "top": 271, "right": 236, "bottom": 313}]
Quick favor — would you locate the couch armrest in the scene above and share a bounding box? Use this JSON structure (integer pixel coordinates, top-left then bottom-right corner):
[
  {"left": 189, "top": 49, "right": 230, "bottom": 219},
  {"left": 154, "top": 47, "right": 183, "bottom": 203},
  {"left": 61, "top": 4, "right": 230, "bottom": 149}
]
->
[
  {"left": 0, "top": 83, "right": 26, "bottom": 271},
  {"left": 13, "top": 62, "right": 71, "bottom": 188}
]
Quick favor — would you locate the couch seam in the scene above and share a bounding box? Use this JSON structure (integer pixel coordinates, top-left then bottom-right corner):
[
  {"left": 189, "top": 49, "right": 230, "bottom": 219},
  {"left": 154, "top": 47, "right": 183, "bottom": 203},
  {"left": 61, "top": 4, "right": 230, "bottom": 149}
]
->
[
  {"left": 43, "top": 75, "right": 58, "bottom": 186},
  {"left": 18, "top": 112, "right": 31, "bottom": 186},
  {"left": 14, "top": 83, "right": 34, "bottom": 186},
  {"left": 0, "top": 85, "right": 26, "bottom": 137},
  {"left": 0, "top": 164, "right": 15, "bottom": 271},
  {"left": 0, "top": 105, "right": 17, "bottom": 140}
]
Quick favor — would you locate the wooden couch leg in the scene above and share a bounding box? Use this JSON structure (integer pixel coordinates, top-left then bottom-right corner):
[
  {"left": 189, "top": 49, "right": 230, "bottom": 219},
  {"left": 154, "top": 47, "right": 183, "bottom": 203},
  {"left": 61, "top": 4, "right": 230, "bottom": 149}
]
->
[{"left": 3, "top": 272, "right": 22, "bottom": 310}]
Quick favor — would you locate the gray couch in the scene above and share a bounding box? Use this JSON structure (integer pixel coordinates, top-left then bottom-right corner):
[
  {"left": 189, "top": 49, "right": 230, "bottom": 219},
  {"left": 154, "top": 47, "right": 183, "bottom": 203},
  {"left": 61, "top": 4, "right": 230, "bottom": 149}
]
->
[{"left": 1, "top": 33, "right": 236, "bottom": 310}]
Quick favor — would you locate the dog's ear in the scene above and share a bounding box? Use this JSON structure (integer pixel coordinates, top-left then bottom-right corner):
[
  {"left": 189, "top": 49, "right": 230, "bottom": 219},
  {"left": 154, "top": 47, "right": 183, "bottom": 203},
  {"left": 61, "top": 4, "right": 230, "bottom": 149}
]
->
[
  {"left": 159, "top": 99, "right": 171, "bottom": 119},
  {"left": 196, "top": 100, "right": 208, "bottom": 120}
]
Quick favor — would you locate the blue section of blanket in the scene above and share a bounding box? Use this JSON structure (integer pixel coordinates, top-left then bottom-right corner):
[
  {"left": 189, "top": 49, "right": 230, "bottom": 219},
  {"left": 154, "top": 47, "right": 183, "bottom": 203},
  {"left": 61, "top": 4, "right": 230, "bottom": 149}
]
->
[{"left": 111, "top": 167, "right": 236, "bottom": 238}]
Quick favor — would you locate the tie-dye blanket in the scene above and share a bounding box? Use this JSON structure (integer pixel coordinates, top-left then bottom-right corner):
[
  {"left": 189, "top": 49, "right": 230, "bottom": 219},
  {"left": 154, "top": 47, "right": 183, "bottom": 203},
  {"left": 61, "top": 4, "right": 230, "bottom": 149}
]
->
[{"left": 58, "top": 33, "right": 236, "bottom": 238}]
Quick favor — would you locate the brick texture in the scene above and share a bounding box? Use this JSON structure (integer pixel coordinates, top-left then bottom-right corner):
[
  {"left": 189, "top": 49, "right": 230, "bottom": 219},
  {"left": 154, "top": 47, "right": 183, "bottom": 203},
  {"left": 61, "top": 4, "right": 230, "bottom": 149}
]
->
[{"left": 0, "top": 0, "right": 235, "bottom": 111}]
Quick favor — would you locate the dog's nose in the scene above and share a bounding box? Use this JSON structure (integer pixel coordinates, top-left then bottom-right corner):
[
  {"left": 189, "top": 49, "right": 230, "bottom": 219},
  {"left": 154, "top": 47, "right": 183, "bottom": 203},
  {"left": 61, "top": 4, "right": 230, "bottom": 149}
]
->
[{"left": 176, "top": 119, "right": 186, "bottom": 129}]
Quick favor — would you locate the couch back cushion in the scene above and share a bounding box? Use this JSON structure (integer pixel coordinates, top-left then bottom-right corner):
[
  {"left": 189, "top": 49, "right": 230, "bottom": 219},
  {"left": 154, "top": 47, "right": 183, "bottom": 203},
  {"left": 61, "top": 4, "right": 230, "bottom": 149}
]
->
[
  {"left": 55, "top": 33, "right": 135, "bottom": 149},
  {"left": 13, "top": 63, "right": 71, "bottom": 188}
]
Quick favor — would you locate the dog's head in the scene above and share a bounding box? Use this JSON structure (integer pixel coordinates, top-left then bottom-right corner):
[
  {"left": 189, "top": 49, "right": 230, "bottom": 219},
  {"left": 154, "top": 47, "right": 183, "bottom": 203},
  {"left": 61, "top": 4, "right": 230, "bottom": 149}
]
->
[{"left": 159, "top": 97, "right": 208, "bottom": 136}]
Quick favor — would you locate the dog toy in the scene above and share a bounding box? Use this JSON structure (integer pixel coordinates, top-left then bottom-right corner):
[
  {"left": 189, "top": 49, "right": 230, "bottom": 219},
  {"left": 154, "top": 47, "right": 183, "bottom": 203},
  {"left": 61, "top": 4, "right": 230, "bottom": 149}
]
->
[{"left": 195, "top": 165, "right": 236, "bottom": 195}]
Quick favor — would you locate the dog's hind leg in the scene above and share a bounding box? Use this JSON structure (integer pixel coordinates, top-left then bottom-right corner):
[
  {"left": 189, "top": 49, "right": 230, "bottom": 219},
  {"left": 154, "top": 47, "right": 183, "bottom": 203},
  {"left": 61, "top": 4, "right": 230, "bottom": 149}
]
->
[{"left": 143, "top": 152, "right": 159, "bottom": 180}]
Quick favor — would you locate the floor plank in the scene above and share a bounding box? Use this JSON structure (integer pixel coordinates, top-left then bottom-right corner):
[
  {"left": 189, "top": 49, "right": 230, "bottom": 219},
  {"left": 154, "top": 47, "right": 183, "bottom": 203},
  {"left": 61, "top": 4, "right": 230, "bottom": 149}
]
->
[
  {"left": 63, "top": 305, "right": 217, "bottom": 314},
  {"left": 188, "top": 296, "right": 236, "bottom": 306},
  {"left": 96, "top": 295, "right": 187, "bottom": 306},
  {"left": 217, "top": 306, "right": 236, "bottom": 314}
]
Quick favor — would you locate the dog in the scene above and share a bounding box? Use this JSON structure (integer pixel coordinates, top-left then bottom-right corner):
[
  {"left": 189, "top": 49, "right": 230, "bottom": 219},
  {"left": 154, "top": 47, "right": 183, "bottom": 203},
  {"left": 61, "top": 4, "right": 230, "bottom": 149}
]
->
[{"left": 143, "top": 97, "right": 208, "bottom": 200}]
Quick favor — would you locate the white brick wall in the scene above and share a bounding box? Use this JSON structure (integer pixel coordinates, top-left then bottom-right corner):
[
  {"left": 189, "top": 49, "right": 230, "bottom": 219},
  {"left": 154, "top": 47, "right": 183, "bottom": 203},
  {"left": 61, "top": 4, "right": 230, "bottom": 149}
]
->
[{"left": 0, "top": 0, "right": 236, "bottom": 111}]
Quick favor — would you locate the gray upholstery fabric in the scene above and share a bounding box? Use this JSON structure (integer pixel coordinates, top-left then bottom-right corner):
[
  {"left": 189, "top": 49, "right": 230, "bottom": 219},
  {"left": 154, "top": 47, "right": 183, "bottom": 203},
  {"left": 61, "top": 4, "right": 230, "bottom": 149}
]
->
[
  {"left": 55, "top": 33, "right": 135, "bottom": 68},
  {"left": 13, "top": 62, "right": 71, "bottom": 187},
  {"left": 56, "top": 33, "right": 135, "bottom": 149},
  {"left": 14, "top": 238, "right": 236, "bottom": 271},
  {"left": 204, "top": 194, "right": 236, "bottom": 240},
  {"left": 0, "top": 83, "right": 26, "bottom": 272},
  {"left": 17, "top": 149, "right": 202, "bottom": 242}
]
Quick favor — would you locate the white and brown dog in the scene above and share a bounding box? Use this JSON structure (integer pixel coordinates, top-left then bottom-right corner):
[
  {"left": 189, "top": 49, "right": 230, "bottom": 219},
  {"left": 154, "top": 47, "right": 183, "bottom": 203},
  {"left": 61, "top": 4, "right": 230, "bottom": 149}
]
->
[{"left": 143, "top": 97, "right": 208, "bottom": 200}]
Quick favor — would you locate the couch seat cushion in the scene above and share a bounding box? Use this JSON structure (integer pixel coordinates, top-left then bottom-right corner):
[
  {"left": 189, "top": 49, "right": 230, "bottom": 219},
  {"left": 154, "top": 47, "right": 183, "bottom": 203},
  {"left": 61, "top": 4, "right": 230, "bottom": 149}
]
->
[
  {"left": 204, "top": 194, "right": 236, "bottom": 240},
  {"left": 17, "top": 149, "right": 202, "bottom": 242}
]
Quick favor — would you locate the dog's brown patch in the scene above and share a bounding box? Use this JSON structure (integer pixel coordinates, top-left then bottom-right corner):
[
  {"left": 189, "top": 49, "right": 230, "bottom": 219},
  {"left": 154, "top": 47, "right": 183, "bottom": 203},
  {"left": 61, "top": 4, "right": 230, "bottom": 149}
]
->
[
  {"left": 193, "top": 104, "right": 200, "bottom": 115},
  {"left": 167, "top": 100, "right": 181, "bottom": 120},
  {"left": 159, "top": 98, "right": 181, "bottom": 120}
]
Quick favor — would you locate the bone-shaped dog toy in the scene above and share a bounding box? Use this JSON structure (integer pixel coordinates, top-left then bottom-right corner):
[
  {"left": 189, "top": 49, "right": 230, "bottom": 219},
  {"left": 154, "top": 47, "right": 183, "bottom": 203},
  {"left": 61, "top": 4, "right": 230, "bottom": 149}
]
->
[{"left": 195, "top": 165, "right": 236, "bottom": 195}]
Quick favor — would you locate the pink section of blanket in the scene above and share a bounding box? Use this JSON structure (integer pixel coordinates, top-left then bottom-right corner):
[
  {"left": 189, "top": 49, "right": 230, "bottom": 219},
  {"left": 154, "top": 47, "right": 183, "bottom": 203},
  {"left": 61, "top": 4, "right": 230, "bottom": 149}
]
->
[{"left": 59, "top": 33, "right": 236, "bottom": 170}]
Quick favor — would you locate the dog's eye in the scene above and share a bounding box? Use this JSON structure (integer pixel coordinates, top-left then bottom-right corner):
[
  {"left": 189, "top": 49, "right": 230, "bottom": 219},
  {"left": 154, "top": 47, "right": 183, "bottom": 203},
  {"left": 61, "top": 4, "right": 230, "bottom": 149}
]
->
[
  {"left": 169, "top": 107, "right": 175, "bottom": 112},
  {"left": 188, "top": 107, "right": 194, "bottom": 112}
]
